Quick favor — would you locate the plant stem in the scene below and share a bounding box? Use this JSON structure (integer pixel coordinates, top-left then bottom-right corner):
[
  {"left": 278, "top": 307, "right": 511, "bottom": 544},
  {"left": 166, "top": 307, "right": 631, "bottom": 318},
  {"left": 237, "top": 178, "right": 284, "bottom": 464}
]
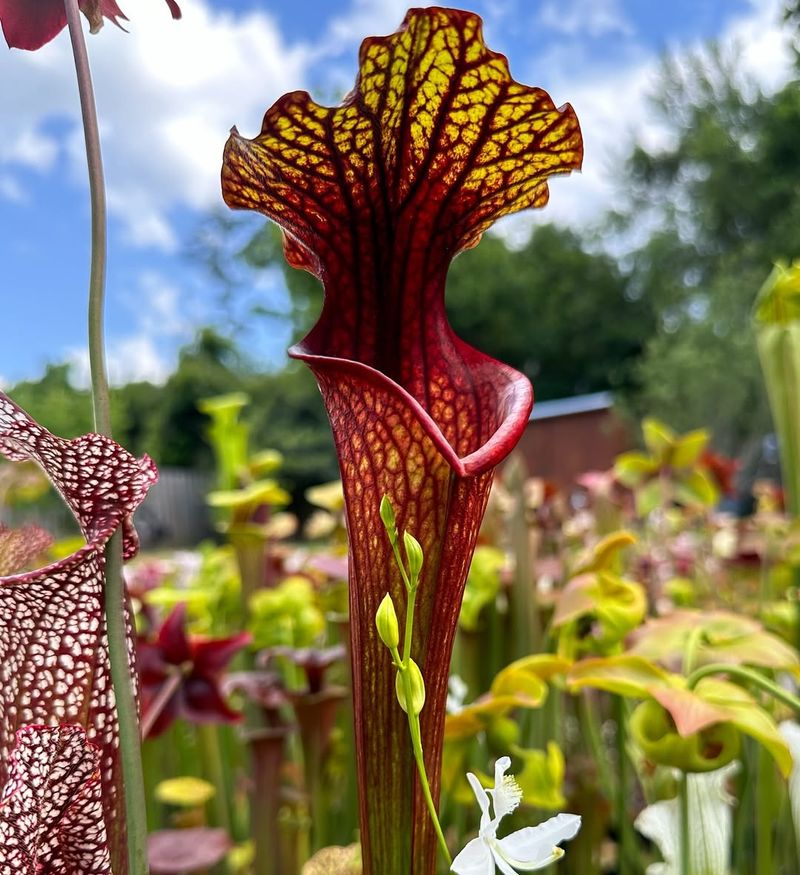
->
[
  {"left": 64, "top": 3, "right": 148, "bottom": 871},
  {"left": 404, "top": 673, "right": 452, "bottom": 866},
  {"left": 679, "top": 772, "right": 690, "bottom": 875},
  {"left": 577, "top": 692, "right": 614, "bottom": 803},
  {"left": 614, "top": 695, "right": 633, "bottom": 874},
  {"left": 395, "top": 562, "right": 451, "bottom": 867},
  {"left": 686, "top": 663, "right": 800, "bottom": 714},
  {"left": 756, "top": 746, "right": 775, "bottom": 875},
  {"left": 139, "top": 671, "right": 183, "bottom": 740}
]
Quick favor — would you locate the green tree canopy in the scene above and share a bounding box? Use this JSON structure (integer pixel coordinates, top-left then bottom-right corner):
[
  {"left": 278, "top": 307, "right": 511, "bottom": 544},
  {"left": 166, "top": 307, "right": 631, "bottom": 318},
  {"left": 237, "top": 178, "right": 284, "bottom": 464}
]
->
[{"left": 616, "top": 43, "right": 800, "bottom": 452}]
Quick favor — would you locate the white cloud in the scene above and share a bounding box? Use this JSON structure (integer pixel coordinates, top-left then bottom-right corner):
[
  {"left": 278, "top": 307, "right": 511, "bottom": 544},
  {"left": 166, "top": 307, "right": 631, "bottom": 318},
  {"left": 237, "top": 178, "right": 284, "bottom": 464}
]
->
[
  {"left": 66, "top": 269, "right": 196, "bottom": 386},
  {"left": 0, "top": 0, "right": 311, "bottom": 251},
  {"left": 499, "top": 0, "right": 793, "bottom": 243},
  {"left": 728, "top": 0, "right": 794, "bottom": 94},
  {"left": 68, "top": 334, "right": 172, "bottom": 387},
  {"left": 539, "top": 0, "right": 633, "bottom": 39},
  {"left": 0, "top": 174, "right": 26, "bottom": 203}
]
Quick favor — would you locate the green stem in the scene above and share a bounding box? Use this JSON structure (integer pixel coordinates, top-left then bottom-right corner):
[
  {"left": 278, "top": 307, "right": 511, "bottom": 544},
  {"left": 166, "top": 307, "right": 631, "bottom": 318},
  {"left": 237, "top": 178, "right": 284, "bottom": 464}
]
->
[
  {"left": 686, "top": 663, "right": 800, "bottom": 714},
  {"left": 404, "top": 675, "right": 452, "bottom": 866},
  {"left": 756, "top": 746, "right": 775, "bottom": 875},
  {"left": 403, "top": 583, "right": 417, "bottom": 664},
  {"left": 395, "top": 573, "right": 450, "bottom": 867},
  {"left": 577, "top": 693, "right": 614, "bottom": 803},
  {"left": 198, "top": 724, "right": 233, "bottom": 836},
  {"left": 64, "top": 3, "right": 148, "bottom": 872},
  {"left": 614, "top": 695, "right": 633, "bottom": 875},
  {"left": 679, "top": 772, "right": 690, "bottom": 875}
]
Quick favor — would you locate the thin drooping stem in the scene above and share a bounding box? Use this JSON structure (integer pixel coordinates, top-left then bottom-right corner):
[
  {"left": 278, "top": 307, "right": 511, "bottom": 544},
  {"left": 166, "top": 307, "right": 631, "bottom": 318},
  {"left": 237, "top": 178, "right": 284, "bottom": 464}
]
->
[
  {"left": 64, "top": 3, "right": 149, "bottom": 871},
  {"left": 686, "top": 663, "right": 800, "bottom": 714},
  {"left": 140, "top": 671, "right": 183, "bottom": 740}
]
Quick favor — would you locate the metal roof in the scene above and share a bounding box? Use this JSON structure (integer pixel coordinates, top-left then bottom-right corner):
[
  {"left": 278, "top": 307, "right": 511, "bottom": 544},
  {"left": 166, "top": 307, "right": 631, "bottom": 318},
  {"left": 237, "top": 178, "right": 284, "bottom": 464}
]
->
[{"left": 528, "top": 391, "right": 614, "bottom": 422}]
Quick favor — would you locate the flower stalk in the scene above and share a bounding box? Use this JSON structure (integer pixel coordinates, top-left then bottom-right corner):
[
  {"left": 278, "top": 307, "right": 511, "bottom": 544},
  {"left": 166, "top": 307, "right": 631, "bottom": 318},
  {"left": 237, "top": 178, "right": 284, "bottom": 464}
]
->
[
  {"left": 64, "top": 1, "right": 148, "bottom": 870},
  {"left": 379, "top": 498, "right": 452, "bottom": 866}
]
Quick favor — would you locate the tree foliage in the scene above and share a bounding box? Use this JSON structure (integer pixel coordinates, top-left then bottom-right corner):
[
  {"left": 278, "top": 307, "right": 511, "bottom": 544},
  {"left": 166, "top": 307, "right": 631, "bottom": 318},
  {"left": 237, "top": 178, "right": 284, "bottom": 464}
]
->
[{"left": 618, "top": 44, "right": 800, "bottom": 452}]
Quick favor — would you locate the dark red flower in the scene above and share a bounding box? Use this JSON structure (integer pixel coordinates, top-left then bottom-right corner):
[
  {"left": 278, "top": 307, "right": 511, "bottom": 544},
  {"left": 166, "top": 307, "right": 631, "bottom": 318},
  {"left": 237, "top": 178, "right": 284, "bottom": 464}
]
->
[
  {"left": 0, "top": 392, "right": 157, "bottom": 873},
  {"left": 222, "top": 8, "right": 582, "bottom": 873},
  {"left": 138, "top": 603, "right": 251, "bottom": 738},
  {"left": 701, "top": 449, "right": 739, "bottom": 497},
  {"left": 0, "top": 0, "right": 181, "bottom": 52}
]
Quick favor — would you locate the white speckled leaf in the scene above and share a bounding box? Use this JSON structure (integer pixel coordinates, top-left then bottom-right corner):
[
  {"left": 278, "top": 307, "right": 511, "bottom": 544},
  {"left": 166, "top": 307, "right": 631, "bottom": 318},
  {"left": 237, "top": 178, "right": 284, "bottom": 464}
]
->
[
  {"left": 0, "top": 725, "right": 111, "bottom": 874},
  {"left": 0, "top": 392, "right": 157, "bottom": 872}
]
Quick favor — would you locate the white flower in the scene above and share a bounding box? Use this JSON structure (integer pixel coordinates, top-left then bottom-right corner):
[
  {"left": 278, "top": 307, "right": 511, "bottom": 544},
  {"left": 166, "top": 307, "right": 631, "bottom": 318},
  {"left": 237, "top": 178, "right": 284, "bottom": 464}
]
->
[
  {"left": 634, "top": 761, "right": 739, "bottom": 875},
  {"left": 447, "top": 675, "right": 469, "bottom": 715},
  {"left": 779, "top": 721, "right": 800, "bottom": 849},
  {"left": 451, "top": 756, "right": 581, "bottom": 874}
]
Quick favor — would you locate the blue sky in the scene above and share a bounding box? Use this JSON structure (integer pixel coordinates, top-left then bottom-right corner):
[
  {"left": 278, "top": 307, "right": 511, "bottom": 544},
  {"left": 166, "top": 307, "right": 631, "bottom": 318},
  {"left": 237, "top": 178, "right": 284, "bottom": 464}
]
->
[{"left": 0, "top": 0, "right": 793, "bottom": 387}]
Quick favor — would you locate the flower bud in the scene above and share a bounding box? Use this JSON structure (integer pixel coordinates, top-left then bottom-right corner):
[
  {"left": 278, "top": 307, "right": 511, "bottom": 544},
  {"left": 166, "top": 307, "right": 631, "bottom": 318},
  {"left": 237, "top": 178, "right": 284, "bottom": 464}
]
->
[
  {"left": 379, "top": 495, "right": 397, "bottom": 539},
  {"left": 403, "top": 530, "right": 424, "bottom": 582},
  {"left": 375, "top": 593, "right": 400, "bottom": 650},
  {"left": 630, "top": 699, "right": 740, "bottom": 773},
  {"left": 396, "top": 659, "right": 426, "bottom": 715}
]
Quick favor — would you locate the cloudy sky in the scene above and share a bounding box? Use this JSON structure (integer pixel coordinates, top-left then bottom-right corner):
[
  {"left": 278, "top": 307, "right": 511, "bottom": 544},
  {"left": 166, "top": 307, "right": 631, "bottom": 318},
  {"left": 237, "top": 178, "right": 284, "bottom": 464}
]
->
[{"left": 0, "top": 0, "right": 794, "bottom": 387}]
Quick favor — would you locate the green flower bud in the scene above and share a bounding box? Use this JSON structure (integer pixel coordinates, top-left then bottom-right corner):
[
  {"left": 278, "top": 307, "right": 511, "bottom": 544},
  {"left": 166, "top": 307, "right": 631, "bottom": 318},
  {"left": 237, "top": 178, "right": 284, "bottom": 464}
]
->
[
  {"left": 403, "top": 530, "right": 424, "bottom": 582},
  {"left": 379, "top": 495, "right": 397, "bottom": 539},
  {"left": 375, "top": 593, "right": 400, "bottom": 650},
  {"left": 396, "top": 659, "right": 426, "bottom": 715},
  {"left": 630, "top": 699, "right": 740, "bottom": 773}
]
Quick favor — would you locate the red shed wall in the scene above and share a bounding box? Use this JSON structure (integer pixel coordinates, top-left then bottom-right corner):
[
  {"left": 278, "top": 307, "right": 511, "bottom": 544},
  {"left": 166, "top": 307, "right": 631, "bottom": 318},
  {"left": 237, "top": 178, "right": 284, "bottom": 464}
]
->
[{"left": 514, "top": 409, "right": 631, "bottom": 491}]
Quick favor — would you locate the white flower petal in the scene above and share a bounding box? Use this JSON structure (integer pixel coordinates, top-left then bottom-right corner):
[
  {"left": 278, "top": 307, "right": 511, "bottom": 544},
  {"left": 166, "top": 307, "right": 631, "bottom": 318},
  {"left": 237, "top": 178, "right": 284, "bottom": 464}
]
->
[
  {"left": 467, "top": 772, "right": 493, "bottom": 827},
  {"left": 451, "top": 836, "right": 495, "bottom": 875},
  {"left": 780, "top": 721, "right": 800, "bottom": 850},
  {"left": 495, "top": 814, "right": 582, "bottom": 870},
  {"left": 635, "top": 762, "right": 738, "bottom": 875},
  {"left": 490, "top": 846, "right": 522, "bottom": 875}
]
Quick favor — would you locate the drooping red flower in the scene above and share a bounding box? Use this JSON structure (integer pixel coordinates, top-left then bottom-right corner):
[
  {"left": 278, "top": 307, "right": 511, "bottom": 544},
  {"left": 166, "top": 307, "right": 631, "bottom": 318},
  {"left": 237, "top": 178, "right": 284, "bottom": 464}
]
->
[
  {"left": 138, "top": 603, "right": 251, "bottom": 738},
  {"left": 222, "top": 8, "right": 582, "bottom": 873},
  {"left": 701, "top": 449, "right": 739, "bottom": 498},
  {"left": 0, "top": 725, "right": 111, "bottom": 873},
  {"left": 0, "top": 0, "right": 181, "bottom": 52},
  {"left": 0, "top": 392, "right": 157, "bottom": 872}
]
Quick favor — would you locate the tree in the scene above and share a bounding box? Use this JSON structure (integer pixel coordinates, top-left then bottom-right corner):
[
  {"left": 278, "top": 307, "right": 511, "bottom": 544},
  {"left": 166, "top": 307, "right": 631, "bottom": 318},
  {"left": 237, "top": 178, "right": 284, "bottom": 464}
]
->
[{"left": 615, "top": 42, "right": 800, "bottom": 452}]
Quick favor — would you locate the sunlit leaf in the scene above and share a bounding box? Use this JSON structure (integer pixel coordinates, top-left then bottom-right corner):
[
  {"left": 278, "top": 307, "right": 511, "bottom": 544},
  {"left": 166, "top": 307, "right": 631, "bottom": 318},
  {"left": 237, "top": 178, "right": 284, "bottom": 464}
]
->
[{"left": 566, "top": 655, "right": 675, "bottom": 699}]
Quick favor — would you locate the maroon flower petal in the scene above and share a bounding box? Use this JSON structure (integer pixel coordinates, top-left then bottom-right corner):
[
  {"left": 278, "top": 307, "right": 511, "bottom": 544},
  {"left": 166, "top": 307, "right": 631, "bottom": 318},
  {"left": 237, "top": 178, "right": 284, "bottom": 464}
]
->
[
  {"left": 0, "top": 0, "right": 66, "bottom": 51},
  {"left": 0, "top": 725, "right": 111, "bottom": 873},
  {"left": 156, "top": 603, "right": 193, "bottom": 666},
  {"left": 0, "top": 392, "right": 157, "bottom": 871},
  {"left": 191, "top": 630, "right": 251, "bottom": 675},
  {"left": 179, "top": 676, "right": 244, "bottom": 727},
  {"left": 221, "top": 9, "right": 582, "bottom": 872},
  {"left": 163, "top": 0, "right": 181, "bottom": 21},
  {"left": 1, "top": 0, "right": 178, "bottom": 50}
]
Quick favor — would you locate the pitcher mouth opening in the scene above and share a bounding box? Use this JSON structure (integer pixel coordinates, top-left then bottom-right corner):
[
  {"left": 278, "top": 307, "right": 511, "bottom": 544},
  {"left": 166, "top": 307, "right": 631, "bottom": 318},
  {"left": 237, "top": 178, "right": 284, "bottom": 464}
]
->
[{"left": 289, "top": 343, "right": 533, "bottom": 479}]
